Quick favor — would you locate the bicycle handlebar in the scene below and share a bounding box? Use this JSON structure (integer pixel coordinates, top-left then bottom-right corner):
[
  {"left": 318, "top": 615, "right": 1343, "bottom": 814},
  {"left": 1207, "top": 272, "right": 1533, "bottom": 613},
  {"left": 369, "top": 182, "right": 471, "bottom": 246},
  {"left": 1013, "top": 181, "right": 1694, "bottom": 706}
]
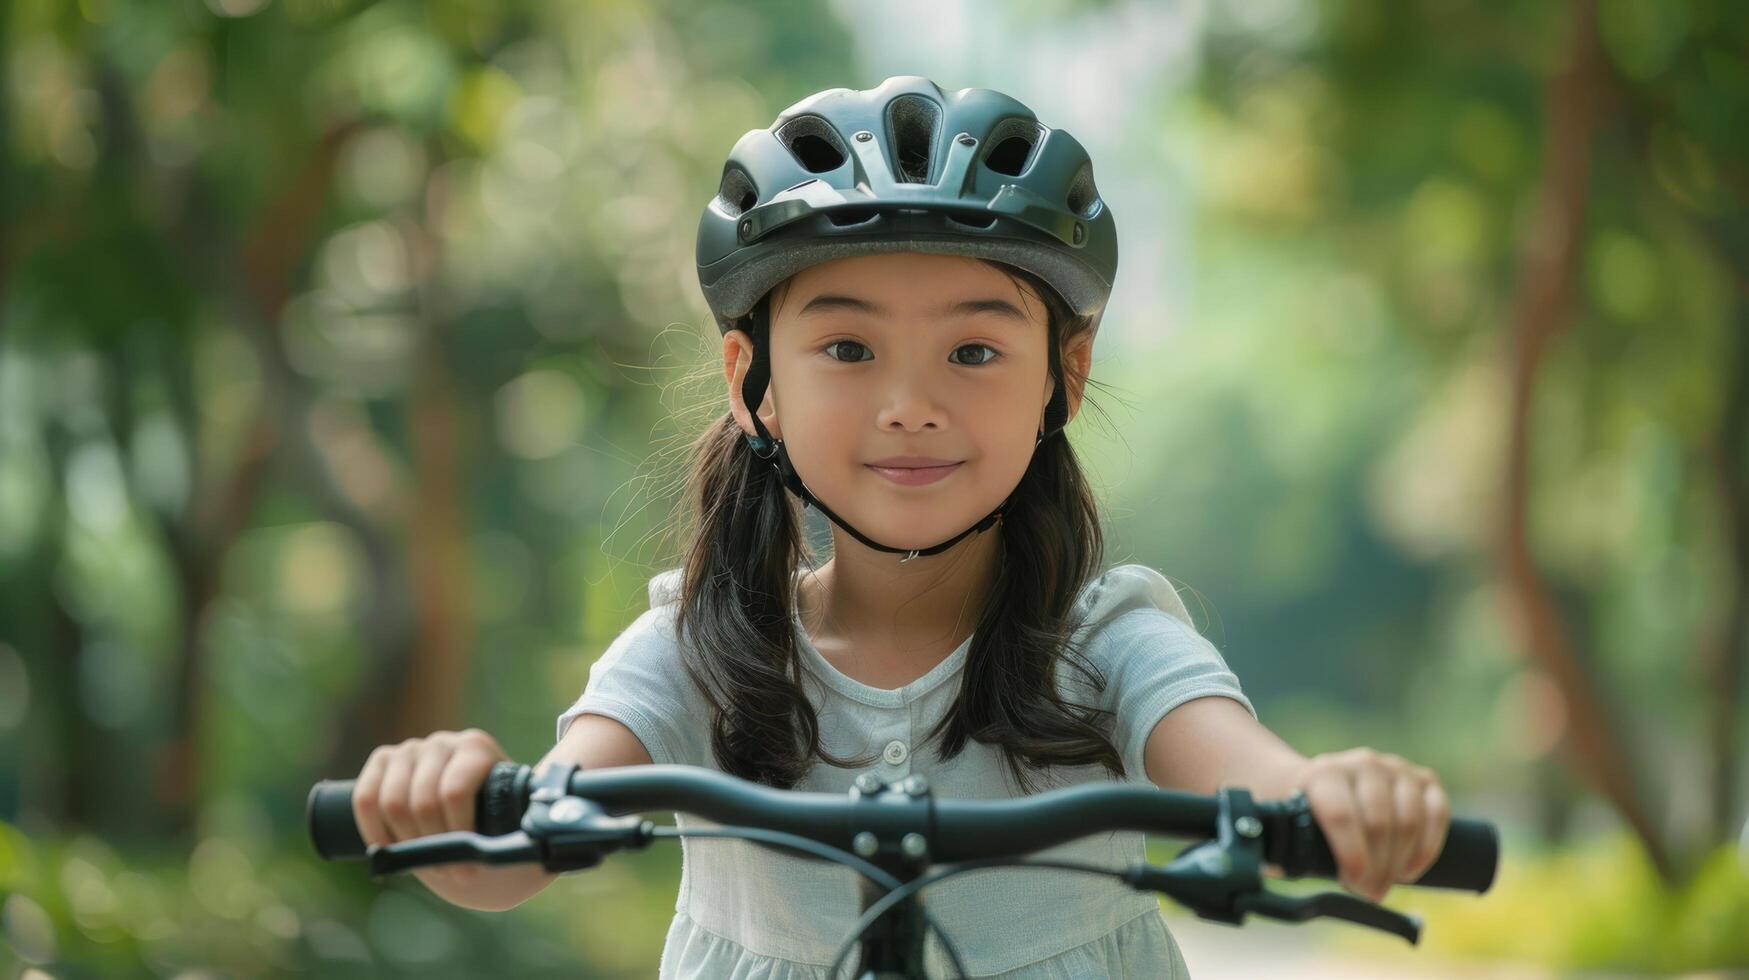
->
[
  {"left": 308, "top": 762, "right": 1497, "bottom": 893},
  {"left": 308, "top": 762, "right": 1499, "bottom": 974}
]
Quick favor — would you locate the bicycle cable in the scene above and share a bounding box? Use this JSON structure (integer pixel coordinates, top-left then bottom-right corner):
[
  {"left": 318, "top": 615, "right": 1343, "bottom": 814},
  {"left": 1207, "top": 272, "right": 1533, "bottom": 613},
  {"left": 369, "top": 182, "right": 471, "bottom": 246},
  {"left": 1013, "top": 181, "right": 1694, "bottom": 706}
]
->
[
  {"left": 658, "top": 824, "right": 971, "bottom": 978},
  {"left": 827, "top": 857, "right": 1125, "bottom": 979}
]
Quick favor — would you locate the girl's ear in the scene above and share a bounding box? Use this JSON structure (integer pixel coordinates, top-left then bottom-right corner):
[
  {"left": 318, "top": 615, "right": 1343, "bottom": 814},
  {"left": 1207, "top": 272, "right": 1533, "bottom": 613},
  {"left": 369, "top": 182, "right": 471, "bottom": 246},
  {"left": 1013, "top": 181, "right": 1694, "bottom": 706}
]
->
[
  {"left": 723, "top": 328, "right": 783, "bottom": 440},
  {"left": 1062, "top": 331, "right": 1094, "bottom": 423}
]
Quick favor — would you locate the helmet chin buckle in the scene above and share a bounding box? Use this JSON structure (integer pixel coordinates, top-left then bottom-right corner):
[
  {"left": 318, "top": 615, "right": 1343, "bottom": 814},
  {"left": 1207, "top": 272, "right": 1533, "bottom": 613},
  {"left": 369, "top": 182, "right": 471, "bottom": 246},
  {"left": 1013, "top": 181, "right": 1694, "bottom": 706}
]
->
[
  {"left": 746, "top": 433, "right": 781, "bottom": 459},
  {"left": 898, "top": 550, "right": 922, "bottom": 564}
]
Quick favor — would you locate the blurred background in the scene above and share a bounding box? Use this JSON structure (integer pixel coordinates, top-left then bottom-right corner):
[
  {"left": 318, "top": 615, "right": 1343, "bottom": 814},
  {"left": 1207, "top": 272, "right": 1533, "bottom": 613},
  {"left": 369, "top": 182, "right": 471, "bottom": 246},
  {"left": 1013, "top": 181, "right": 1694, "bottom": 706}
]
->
[{"left": 2, "top": 0, "right": 1746, "bottom": 976}]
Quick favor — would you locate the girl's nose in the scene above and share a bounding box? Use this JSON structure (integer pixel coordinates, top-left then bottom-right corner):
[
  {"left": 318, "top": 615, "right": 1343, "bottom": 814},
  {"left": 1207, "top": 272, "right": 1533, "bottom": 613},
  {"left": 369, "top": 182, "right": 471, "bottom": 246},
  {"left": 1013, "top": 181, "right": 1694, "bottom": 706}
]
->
[{"left": 875, "top": 372, "right": 947, "bottom": 433}]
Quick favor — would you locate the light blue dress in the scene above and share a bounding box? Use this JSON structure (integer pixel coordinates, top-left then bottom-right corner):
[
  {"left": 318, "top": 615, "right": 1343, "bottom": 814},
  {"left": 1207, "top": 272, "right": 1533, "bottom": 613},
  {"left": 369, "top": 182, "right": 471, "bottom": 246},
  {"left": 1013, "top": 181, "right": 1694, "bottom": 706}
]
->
[{"left": 555, "top": 563, "right": 1256, "bottom": 978}]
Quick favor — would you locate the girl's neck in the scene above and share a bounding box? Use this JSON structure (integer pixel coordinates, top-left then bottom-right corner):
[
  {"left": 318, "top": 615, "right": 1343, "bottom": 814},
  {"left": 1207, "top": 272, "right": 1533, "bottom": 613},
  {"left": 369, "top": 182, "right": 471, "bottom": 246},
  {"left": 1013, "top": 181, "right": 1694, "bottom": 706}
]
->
[{"left": 798, "top": 527, "right": 1001, "bottom": 662}]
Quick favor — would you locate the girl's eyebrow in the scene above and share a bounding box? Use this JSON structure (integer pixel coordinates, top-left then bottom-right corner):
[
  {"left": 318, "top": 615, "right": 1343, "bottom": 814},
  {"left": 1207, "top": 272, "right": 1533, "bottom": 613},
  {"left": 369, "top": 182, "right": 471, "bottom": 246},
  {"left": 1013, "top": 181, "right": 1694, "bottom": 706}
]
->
[{"left": 797, "top": 293, "right": 1028, "bottom": 325}]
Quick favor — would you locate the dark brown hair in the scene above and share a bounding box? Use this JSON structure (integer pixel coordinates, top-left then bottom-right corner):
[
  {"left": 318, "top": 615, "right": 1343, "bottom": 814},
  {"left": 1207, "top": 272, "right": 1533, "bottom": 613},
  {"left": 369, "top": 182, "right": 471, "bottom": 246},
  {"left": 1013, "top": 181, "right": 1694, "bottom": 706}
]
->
[{"left": 672, "top": 258, "right": 1124, "bottom": 795}]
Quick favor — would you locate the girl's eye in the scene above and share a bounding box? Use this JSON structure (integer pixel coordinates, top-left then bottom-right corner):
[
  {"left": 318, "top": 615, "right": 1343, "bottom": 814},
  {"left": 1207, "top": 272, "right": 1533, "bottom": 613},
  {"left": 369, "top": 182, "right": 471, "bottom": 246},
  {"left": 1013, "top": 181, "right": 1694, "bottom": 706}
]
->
[
  {"left": 952, "top": 343, "right": 999, "bottom": 366},
  {"left": 824, "top": 340, "right": 871, "bottom": 362}
]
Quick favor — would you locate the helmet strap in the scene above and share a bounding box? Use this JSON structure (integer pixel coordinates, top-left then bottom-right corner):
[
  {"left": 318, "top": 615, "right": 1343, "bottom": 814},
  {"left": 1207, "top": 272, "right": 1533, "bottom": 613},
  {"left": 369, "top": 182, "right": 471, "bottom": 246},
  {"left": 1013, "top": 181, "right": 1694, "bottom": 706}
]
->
[{"left": 737, "top": 295, "right": 1067, "bottom": 564}]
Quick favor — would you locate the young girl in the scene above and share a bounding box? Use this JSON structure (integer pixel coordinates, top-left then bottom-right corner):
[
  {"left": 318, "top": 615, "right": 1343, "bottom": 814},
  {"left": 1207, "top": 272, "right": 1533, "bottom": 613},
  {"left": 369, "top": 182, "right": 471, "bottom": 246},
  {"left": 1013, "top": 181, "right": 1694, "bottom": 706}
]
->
[{"left": 350, "top": 76, "right": 1453, "bottom": 978}]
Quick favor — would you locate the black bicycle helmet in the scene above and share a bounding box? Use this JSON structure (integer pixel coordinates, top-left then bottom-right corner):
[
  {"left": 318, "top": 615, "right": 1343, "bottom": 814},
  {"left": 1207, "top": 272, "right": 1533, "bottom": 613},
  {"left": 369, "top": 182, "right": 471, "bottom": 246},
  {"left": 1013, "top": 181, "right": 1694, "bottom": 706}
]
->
[
  {"left": 697, "top": 75, "right": 1116, "bottom": 334},
  {"left": 695, "top": 76, "right": 1118, "bottom": 562}
]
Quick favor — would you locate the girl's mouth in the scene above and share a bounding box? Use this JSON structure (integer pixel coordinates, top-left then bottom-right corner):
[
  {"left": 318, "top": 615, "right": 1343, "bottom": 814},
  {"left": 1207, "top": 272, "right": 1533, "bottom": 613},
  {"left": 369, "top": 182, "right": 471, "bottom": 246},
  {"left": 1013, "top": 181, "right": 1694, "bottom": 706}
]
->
[{"left": 865, "top": 462, "right": 963, "bottom": 486}]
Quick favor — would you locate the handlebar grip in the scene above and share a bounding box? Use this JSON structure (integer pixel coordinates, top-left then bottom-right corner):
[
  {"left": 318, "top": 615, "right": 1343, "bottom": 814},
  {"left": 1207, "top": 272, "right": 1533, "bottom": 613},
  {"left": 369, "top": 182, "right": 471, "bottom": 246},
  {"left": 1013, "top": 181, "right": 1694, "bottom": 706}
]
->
[
  {"left": 305, "top": 762, "right": 531, "bottom": 860},
  {"left": 1286, "top": 812, "right": 1499, "bottom": 892},
  {"left": 307, "top": 778, "right": 366, "bottom": 859},
  {"left": 1416, "top": 817, "right": 1500, "bottom": 891}
]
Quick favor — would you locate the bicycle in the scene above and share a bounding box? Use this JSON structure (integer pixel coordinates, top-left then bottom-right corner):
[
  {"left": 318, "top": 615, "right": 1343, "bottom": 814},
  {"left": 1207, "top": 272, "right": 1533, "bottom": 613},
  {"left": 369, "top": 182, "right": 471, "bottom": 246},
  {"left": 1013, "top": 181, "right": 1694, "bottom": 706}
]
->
[{"left": 308, "top": 761, "right": 1499, "bottom": 979}]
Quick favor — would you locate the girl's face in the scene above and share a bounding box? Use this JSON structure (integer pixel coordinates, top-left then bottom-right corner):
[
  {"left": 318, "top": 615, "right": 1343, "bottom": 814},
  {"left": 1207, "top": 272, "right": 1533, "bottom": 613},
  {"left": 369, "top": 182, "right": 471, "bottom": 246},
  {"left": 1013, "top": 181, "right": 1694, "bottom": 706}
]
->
[{"left": 724, "top": 252, "right": 1089, "bottom": 554}]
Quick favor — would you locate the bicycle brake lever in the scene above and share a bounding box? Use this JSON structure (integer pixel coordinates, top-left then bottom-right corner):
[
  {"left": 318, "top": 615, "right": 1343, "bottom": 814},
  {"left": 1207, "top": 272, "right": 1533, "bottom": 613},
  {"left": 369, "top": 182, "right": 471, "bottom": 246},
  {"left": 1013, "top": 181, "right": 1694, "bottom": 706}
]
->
[
  {"left": 523, "top": 762, "right": 655, "bottom": 872},
  {"left": 1234, "top": 889, "right": 1423, "bottom": 944},
  {"left": 367, "top": 830, "right": 541, "bottom": 877}
]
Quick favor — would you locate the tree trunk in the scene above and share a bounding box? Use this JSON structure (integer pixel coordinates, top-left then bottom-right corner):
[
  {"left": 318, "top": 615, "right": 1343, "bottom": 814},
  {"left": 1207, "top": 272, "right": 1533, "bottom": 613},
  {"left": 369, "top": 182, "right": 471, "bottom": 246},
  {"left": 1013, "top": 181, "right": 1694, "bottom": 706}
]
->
[
  {"left": 90, "top": 57, "right": 368, "bottom": 834},
  {"left": 396, "top": 210, "right": 474, "bottom": 736},
  {"left": 157, "top": 415, "right": 276, "bottom": 828},
  {"left": 1497, "top": 0, "right": 1673, "bottom": 879}
]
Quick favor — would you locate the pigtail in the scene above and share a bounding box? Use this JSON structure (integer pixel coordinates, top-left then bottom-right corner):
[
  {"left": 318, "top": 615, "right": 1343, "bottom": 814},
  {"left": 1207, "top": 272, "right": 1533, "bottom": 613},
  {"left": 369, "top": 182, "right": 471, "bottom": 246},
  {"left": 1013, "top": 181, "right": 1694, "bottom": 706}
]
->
[{"left": 674, "top": 393, "right": 876, "bottom": 788}]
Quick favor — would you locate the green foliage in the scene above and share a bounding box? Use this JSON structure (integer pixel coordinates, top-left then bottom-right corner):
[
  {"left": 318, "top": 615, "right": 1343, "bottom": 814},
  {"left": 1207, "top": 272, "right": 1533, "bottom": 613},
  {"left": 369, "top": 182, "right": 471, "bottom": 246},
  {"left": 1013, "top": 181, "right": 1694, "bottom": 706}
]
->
[
  {"left": 0, "top": 819, "right": 681, "bottom": 977},
  {"left": 1332, "top": 835, "right": 1749, "bottom": 973}
]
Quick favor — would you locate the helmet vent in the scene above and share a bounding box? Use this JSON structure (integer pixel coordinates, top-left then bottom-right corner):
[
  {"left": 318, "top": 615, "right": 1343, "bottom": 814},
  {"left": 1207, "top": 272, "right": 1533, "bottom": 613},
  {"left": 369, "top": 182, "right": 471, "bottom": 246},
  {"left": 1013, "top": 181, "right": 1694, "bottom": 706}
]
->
[
  {"left": 1065, "top": 161, "right": 1100, "bottom": 217},
  {"left": 776, "top": 115, "right": 849, "bottom": 173},
  {"left": 886, "top": 95, "right": 941, "bottom": 183},
  {"left": 947, "top": 211, "right": 997, "bottom": 230},
  {"left": 826, "top": 207, "right": 879, "bottom": 228},
  {"left": 717, "top": 168, "right": 758, "bottom": 217},
  {"left": 983, "top": 117, "right": 1044, "bottom": 177}
]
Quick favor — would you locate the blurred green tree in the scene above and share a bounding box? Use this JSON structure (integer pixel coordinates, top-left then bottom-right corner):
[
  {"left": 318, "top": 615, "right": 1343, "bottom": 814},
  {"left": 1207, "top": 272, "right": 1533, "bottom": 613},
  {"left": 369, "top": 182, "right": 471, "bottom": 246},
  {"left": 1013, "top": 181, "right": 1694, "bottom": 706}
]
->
[
  {"left": 0, "top": 0, "right": 854, "bottom": 846},
  {"left": 1159, "top": 0, "right": 1748, "bottom": 882}
]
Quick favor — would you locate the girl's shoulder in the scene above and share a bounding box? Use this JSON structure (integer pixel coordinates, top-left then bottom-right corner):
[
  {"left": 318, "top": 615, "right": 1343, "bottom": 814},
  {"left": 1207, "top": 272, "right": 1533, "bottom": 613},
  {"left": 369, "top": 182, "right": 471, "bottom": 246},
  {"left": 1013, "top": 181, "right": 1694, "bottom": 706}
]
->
[
  {"left": 586, "top": 569, "right": 687, "bottom": 677},
  {"left": 1070, "top": 562, "right": 1197, "bottom": 636},
  {"left": 555, "top": 567, "right": 704, "bottom": 763},
  {"left": 647, "top": 566, "right": 684, "bottom": 608}
]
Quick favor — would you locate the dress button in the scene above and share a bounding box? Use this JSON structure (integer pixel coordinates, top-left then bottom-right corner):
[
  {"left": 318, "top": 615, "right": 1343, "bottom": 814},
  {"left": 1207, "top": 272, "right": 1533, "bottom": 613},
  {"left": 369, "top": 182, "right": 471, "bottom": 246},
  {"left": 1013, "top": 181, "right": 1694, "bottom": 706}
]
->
[{"left": 882, "top": 739, "right": 908, "bottom": 765}]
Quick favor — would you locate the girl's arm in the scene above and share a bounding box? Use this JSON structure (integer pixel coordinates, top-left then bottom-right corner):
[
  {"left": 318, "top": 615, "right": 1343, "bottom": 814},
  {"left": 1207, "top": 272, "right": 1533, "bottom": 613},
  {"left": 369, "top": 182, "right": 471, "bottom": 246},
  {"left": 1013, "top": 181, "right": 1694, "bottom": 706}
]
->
[{"left": 1140, "top": 696, "right": 1452, "bottom": 903}]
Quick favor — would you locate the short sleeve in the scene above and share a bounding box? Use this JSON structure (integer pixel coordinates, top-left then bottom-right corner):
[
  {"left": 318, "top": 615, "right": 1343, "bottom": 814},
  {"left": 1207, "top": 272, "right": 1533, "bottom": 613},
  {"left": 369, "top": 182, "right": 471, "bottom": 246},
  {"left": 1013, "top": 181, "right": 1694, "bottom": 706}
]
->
[
  {"left": 553, "top": 569, "right": 709, "bottom": 768},
  {"left": 1067, "top": 564, "right": 1256, "bottom": 783}
]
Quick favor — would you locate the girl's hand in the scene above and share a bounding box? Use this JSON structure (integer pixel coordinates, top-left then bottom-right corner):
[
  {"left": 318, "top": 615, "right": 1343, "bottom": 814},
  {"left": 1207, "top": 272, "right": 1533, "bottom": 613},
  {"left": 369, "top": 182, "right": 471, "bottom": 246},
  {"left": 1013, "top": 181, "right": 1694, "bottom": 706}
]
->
[
  {"left": 1273, "top": 747, "right": 1451, "bottom": 903},
  {"left": 352, "top": 729, "right": 512, "bottom": 893}
]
